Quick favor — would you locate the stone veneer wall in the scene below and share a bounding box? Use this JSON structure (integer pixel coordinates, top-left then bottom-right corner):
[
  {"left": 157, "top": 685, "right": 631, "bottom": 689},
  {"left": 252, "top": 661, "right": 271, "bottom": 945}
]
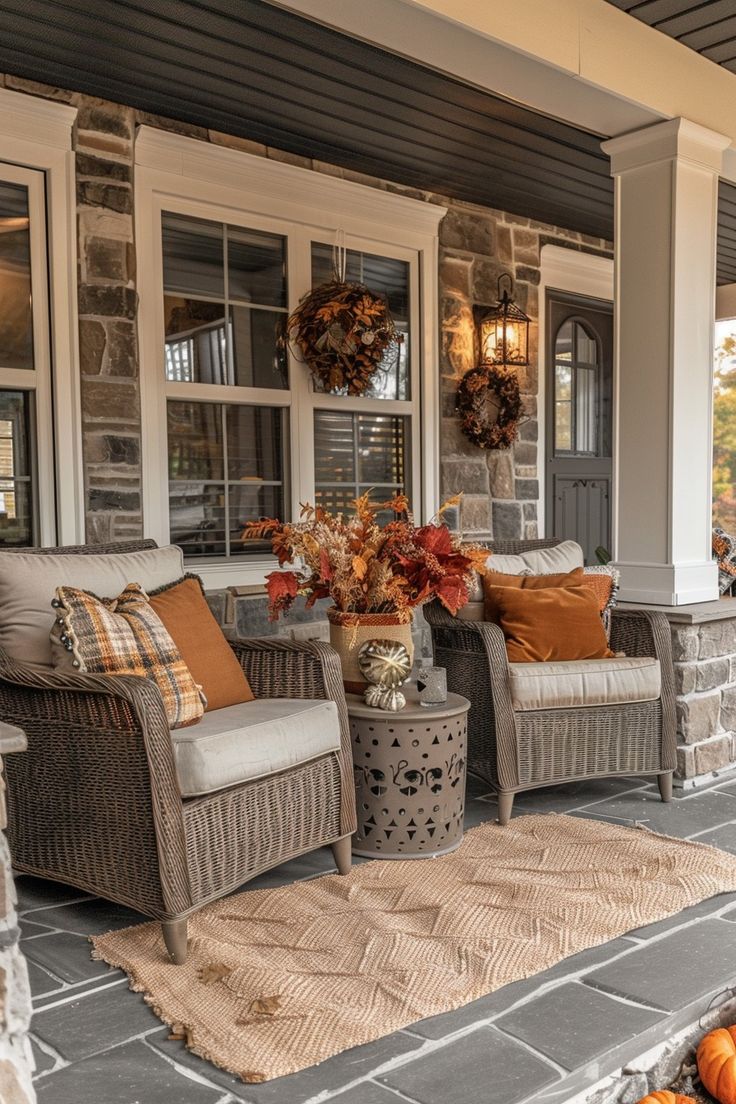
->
[
  {"left": 0, "top": 74, "right": 610, "bottom": 640},
  {"left": 671, "top": 617, "right": 736, "bottom": 784},
  {"left": 438, "top": 207, "right": 611, "bottom": 542}
]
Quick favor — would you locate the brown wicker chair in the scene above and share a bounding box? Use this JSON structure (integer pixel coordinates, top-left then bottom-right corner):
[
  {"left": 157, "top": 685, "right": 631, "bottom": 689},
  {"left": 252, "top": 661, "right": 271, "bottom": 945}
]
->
[
  {"left": 424, "top": 538, "right": 677, "bottom": 824},
  {"left": 0, "top": 541, "right": 356, "bottom": 964}
]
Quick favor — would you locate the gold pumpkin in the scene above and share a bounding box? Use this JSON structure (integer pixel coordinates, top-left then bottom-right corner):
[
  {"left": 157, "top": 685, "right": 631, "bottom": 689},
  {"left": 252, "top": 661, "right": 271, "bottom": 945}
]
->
[
  {"left": 636, "top": 1093, "right": 695, "bottom": 1104},
  {"left": 698, "top": 1026, "right": 736, "bottom": 1103}
]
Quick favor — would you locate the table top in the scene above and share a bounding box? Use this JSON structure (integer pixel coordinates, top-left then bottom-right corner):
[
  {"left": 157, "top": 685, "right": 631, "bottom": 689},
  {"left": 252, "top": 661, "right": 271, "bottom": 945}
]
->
[{"left": 346, "top": 683, "right": 469, "bottom": 721}]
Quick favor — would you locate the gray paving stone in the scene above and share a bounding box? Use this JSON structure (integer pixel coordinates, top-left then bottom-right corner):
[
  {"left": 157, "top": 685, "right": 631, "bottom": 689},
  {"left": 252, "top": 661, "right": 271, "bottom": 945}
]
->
[
  {"left": 495, "top": 981, "right": 664, "bottom": 1071},
  {"left": 573, "top": 788, "right": 736, "bottom": 837},
  {"left": 25, "top": 956, "right": 64, "bottom": 999},
  {"left": 501, "top": 777, "right": 650, "bottom": 815},
  {"left": 34, "top": 1039, "right": 224, "bottom": 1103},
  {"left": 379, "top": 1026, "right": 559, "bottom": 1104},
  {"left": 584, "top": 918, "right": 736, "bottom": 1011},
  {"left": 23, "top": 930, "right": 119, "bottom": 985},
  {"left": 23, "top": 897, "right": 145, "bottom": 936},
  {"left": 625, "top": 891, "right": 736, "bottom": 938},
  {"left": 15, "top": 874, "right": 91, "bottom": 913},
  {"left": 691, "top": 822, "right": 736, "bottom": 853},
  {"left": 410, "top": 938, "right": 637, "bottom": 1040},
  {"left": 148, "top": 1025, "right": 424, "bottom": 1104},
  {"left": 30, "top": 1036, "right": 57, "bottom": 1076},
  {"left": 33, "top": 981, "right": 162, "bottom": 1062},
  {"left": 330, "top": 1084, "right": 403, "bottom": 1103}
]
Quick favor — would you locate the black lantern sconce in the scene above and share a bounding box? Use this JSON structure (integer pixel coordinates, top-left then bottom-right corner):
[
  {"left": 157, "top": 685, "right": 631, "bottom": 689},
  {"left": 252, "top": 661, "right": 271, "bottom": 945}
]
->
[{"left": 475, "top": 273, "right": 530, "bottom": 368}]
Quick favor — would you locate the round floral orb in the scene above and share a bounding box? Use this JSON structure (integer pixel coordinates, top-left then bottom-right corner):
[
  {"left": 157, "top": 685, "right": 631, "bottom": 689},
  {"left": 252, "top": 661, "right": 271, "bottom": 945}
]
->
[{"left": 358, "top": 639, "right": 412, "bottom": 688}]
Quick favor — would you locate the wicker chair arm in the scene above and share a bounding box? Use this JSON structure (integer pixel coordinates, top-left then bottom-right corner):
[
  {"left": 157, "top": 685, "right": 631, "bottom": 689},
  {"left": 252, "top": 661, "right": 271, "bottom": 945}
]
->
[
  {"left": 0, "top": 653, "right": 191, "bottom": 916},
  {"left": 610, "top": 608, "right": 671, "bottom": 662},
  {"left": 230, "top": 636, "right": 356, "bottom": 836},
  {"left": 610, "top": 608, "right": 677, "bottom": 772}
]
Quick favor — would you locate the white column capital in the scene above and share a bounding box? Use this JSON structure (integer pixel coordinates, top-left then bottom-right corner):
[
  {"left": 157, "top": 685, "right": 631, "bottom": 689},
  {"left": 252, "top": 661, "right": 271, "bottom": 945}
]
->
[{"left": 602, "top": 117, "right": 730, "bottom": 176}]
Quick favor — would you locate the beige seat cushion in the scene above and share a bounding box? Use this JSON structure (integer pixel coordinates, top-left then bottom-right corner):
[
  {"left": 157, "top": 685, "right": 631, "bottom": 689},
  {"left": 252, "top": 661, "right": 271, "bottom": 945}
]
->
[
  {"left": 509, "top": 656, "right": 661, "bottom": 712},
  {"left": 0, "top": 545, "right": 184, "bottom": 668},
  {"left": 172, "top": 698, "right": 341, "bottom": 798}
]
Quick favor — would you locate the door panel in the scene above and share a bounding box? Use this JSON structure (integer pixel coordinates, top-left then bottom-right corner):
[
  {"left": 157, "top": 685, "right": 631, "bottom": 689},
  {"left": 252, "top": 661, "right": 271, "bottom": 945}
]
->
[{"left": 546, "top": 291, "right": 613, "bottom": 564}]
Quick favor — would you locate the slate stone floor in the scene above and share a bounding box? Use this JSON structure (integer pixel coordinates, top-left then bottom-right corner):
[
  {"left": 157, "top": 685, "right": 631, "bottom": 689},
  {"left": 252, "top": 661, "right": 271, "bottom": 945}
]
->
[{"left": 19, "top": 773, "right": 736, "bottom": 1104}]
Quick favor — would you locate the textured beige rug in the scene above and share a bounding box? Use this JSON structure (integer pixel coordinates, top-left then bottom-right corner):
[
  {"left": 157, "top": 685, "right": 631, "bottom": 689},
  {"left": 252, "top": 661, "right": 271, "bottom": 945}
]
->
[{"left": 92, "top": 814, "right": 736, "bottom": 1083}]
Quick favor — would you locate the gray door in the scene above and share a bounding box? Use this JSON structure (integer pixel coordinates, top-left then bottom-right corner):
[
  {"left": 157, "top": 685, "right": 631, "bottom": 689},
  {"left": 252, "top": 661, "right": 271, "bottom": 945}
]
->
[{"left": 545, "top": 291, "right": 613, "bottom": 564}]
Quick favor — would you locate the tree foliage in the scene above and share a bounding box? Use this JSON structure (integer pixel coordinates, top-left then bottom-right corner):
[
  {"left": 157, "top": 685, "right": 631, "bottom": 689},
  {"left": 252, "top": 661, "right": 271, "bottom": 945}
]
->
[{"left": 714, "top": 334, "right": 736, "bottom": 532}]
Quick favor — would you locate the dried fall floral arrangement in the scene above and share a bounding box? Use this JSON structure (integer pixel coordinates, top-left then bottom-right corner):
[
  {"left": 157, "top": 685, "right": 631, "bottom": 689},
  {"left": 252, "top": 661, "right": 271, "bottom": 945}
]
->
[
  {"left": 456, "top": 364, "right": 523, "bottom": 450},
  {"left": 283, "top": 280, "right": 403, "bottom": 395},
  {"left": 242, "top": 493, "right": 488, "bottom": 621}
]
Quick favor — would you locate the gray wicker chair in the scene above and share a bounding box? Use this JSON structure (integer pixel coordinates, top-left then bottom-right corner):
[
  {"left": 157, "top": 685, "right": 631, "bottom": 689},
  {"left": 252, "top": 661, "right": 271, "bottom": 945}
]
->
[
  {"left": 0, "top": 541, "right": 356, "bottom": 964},
  {"left": 424, "top": 539, "right": 677, "bottom": 823}
]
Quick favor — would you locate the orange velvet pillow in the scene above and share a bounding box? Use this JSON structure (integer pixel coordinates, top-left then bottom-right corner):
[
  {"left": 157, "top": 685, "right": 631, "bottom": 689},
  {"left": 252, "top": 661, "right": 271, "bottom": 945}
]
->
[
  {"left": 149, "top": 575, "right": 254, "bottom": 711},
  {"left": 482, "top": 568, "right": 584, "bottom": 623},
  {"left": 488, "top": 584, "right": 614, "bottom": 663}
]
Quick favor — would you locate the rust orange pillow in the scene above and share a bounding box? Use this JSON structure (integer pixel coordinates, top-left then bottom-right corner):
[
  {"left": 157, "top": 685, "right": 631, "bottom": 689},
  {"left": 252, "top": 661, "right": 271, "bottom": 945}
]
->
[
  {"left": 482, "top": 568, "right": 584, "bottom": 623},
  {"left": 488, "top": 584, "right": 614, "bottom": 663},
  {"left": 149, "top": 575, "right": 254, "bottom": 711}
]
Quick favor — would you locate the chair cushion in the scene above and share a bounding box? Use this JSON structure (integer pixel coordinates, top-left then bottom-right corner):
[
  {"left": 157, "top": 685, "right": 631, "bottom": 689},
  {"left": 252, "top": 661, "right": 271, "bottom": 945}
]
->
[
  {"left": 509, "top": 656, "right": 661, "bottom": 711},
  {"left": 482, "top": 568, "right": 583, "bottom": 622},
  {"left": 172, "top": 698, "right": 341, "bottom": 797},
  {"left": 149, "top": 575, "right": 254, "bottom": 711},
  {"left": 53, "top": 583, "right": 205, "bottom": 729},
  {"left": 490, "top": 585, "right": 613, "bottom": 663},
  {"left": 0, "top": 544, "right": 184, "bottom": 669},
  {"left": 466, "top": 540, "right": 584, "bottom": 602}
]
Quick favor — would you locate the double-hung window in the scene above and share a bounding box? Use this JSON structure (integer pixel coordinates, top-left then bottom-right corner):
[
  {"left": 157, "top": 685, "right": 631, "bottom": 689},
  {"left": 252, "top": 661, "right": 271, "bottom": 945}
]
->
[
  {"left": 137, "top": 128, "right": 442, "bottom": 586},
  {"left": 0, "top": 164, "right": 54, "bottom": 547}
]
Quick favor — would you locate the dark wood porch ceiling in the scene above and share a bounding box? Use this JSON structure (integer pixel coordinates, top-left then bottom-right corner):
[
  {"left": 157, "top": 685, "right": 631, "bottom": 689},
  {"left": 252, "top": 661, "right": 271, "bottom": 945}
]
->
[
  {"left": 605, "top": 0, "right": 736, "bottom": 73},
  {"left": 1, "top": 0, "right": 736, "bottom": 283}
]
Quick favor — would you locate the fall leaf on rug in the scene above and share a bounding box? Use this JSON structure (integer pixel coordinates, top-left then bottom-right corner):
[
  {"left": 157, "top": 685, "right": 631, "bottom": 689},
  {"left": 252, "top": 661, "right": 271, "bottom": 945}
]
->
[
  {"left": 168, "top": 1023, "right": 195, "bottom": 1047},
  {"left": 198, "top": 962, "right": 233, "bottom": 985},
  {"left": 247, "top": 996, "right": 282, "bottom": 1016}
]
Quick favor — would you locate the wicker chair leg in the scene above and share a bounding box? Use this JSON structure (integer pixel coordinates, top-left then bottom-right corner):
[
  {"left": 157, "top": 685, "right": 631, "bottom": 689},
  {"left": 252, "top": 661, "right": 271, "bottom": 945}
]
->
[
  {"left": 331, "top": 835, "right": 352, "bottom": 875},
  {"left": 497, "top": 792, "right": 514, "bottom": 826},
  {"left": 657, "top": 772, "right": 674, "bottom": 803},
  {"left": 162, "top": 919, "right": 188, "bottom": 965}
]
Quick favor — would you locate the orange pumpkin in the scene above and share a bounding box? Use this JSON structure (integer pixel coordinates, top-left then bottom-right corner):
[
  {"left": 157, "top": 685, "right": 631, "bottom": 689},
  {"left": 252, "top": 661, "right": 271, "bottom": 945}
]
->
[
  {"left": 636, "top": 1093, "right": 695, "bottom": 1104},
  {"left": 698, "top": 1026, "right": 736, "bottom": 1103}
]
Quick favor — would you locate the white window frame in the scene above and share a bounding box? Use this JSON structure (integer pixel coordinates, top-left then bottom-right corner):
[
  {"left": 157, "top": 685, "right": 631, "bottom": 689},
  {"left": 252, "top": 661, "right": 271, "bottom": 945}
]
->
[
  {"left": 0, "top": 87, "right": 84, "bottom": 546},
  {"left": 135, "top": 126, "right": 444, "bottom": 588}
]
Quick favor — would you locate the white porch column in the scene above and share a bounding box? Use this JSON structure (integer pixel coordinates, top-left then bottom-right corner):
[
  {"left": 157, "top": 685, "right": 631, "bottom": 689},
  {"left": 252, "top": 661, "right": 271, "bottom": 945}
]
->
[{"left": 603, "top": 119, "right": 729, "bottom": 605}]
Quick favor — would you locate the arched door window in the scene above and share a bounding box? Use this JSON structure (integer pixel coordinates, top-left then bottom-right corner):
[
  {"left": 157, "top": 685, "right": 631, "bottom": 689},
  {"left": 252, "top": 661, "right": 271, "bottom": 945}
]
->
[{"left": 554, "top": 318, "right": 601, "bottom": 456}]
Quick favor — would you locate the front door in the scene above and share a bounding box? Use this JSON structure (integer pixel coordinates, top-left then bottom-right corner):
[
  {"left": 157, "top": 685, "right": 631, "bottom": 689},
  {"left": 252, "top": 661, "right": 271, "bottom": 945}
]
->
[{"left": 545, "top": 291, "right": 613, "bottom": 564}]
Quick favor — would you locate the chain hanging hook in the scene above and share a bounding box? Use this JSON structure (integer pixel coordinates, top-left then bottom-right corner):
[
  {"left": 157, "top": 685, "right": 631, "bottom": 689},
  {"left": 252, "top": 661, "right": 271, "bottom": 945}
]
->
[{"left": 332, "top": 228, "right": 347, "bottom": 284}]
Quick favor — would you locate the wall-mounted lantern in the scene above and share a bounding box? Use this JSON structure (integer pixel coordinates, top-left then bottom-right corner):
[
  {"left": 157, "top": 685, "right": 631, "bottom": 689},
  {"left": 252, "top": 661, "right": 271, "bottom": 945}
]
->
[{"left": 476, "top": 273, "right": 530, "bottom": 368}]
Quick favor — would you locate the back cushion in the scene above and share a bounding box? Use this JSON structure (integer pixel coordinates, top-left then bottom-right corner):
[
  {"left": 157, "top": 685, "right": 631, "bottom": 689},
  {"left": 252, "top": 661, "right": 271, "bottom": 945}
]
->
[
  {"left": 0, "top": 545, "right": 184, "bottom": 668},
  {"left": 465, "top": 541, "right": 585, "bottom": 607}
]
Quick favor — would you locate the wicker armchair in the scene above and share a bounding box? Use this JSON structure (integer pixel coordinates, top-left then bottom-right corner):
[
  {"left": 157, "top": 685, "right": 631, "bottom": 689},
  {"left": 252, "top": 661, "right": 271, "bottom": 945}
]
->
[
  {"left": 424, "top": 539, "right": 677, "bottom": 823},
  {"left": 1, "top": 541, "right": 356, "bottom": 964}
]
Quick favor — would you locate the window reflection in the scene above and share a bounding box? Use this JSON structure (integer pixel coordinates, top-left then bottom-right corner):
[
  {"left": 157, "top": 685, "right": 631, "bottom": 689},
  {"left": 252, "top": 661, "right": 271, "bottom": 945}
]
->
[
  {"left": 554, "top": 319, "right": 599, "bottom": 456},
  {"left": 0, "top": 183, "right": 33, "bottom": 372}
]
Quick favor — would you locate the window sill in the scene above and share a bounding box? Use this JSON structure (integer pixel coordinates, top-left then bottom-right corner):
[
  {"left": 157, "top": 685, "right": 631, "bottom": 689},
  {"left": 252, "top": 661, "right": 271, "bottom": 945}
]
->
[{"left": 184, "top": 557, "right": 276, "bottom": 592}]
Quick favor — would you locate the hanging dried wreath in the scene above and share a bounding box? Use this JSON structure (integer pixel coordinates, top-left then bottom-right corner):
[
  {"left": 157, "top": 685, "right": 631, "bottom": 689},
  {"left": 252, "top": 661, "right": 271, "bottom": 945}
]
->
[
  {"left": 456, "top": 364, "right": 523, "bottom": 450},
  {"left": 282, "top": 236, "right": 403, "bottom": 396}
]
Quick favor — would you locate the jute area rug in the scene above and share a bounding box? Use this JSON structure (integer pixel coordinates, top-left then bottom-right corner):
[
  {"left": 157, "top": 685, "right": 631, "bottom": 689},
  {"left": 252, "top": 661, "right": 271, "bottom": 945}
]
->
[{"left": 92, "top": 814, "right": 736, "bottom": 1084}]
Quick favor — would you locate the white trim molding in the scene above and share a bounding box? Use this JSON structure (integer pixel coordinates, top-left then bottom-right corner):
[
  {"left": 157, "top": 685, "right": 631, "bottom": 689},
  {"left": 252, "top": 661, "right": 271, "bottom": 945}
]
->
[
  {"left": 135, "top": 126, "right": 445, "bottom": 589},
  {"left": 538, "top": 244, "right": 613, "bottom": 536},
  {"left": 0, "top": 87, "right": 84, "bottom": 546}
]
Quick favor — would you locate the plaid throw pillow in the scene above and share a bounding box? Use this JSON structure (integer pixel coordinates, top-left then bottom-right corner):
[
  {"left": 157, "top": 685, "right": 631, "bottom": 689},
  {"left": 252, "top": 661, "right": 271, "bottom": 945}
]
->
[{"left": 52, "top": 582, "right": 205, "bottom": 729}]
